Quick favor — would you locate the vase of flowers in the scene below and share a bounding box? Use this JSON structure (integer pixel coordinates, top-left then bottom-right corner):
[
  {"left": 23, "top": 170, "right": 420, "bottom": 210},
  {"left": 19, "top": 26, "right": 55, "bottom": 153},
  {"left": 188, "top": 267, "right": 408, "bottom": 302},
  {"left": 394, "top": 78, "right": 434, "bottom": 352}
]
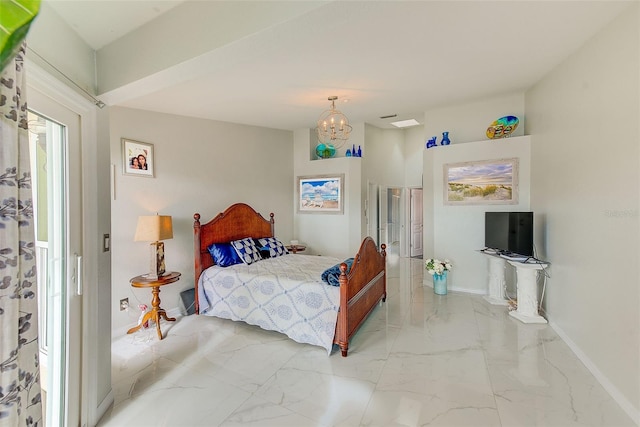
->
[{"left": 425, "top": 258, "right": 453, "bottom": 295}]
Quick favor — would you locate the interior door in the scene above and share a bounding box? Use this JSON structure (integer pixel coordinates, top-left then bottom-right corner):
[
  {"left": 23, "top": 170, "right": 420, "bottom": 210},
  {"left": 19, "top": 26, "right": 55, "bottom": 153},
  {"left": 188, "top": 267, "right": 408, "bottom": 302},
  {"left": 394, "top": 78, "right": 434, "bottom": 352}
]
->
[
  {"left": 410, "top": 188, "right": 424, "bottom": 257},
  {"left": 28, "top": 89, "right": 82, "bottom": 427},
  {"left": 387, "top": 188, "right": 402, "bottom": 255}
]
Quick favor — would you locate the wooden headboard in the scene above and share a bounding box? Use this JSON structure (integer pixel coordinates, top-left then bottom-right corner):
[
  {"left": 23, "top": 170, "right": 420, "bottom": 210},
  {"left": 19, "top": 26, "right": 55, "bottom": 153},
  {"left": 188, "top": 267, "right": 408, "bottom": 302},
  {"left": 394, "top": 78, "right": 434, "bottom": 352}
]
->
[{"left": 193, "top": 203, "right": 274, "bottom": 312}]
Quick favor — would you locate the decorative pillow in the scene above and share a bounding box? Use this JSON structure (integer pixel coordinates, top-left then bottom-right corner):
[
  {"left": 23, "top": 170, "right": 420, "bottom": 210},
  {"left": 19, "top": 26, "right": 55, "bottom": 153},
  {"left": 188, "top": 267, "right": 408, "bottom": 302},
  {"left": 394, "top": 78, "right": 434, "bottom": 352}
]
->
[
  {"left": 257, "top": 237, "right": 289, "bottom": 258},
  {"left": 231, "top": 237, "right": 262, "bottom": 265},
  {"left": 251, "top": 238, "right": 270, "bottom": 259},
  {"left": 321, "top": 258, "right": 354, "bottom": 287},
  {"left": 207, "top": 243, "right": 242, "bottom": 267}
]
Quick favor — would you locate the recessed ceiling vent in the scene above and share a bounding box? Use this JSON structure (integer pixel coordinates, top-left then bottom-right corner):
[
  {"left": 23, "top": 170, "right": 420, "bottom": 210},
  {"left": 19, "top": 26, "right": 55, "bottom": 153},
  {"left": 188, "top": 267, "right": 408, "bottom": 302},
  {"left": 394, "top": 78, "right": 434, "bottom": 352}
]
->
[{"left": 379, "top": 114, "right": 398, "bottom": 119}]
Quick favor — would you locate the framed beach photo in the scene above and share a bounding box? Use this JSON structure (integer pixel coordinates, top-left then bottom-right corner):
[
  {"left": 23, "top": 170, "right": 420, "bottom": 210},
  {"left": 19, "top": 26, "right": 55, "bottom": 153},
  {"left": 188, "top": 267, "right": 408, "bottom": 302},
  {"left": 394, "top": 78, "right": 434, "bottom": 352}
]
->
[
  {"left": 297, "top": 174, "right": 344, "bottom": 214},
  {"left": 444, "top": 158, "right": 519, "bottom": 205},
  {"left": 122, "top": 138, "right": 154, "bottom": 177}
]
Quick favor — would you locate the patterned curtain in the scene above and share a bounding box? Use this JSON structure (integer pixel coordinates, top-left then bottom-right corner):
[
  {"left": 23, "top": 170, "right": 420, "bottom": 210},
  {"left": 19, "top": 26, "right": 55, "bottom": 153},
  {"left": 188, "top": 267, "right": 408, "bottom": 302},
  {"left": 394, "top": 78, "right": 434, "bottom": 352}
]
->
[{"left": 0, "top": 42, "right": 42, "bottom": 426}]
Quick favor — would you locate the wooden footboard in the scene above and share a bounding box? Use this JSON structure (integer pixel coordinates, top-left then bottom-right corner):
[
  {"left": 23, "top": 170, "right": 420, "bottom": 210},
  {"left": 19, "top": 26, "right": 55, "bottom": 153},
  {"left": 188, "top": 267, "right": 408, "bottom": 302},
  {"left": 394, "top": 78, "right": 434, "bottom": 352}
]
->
[{"left": 334, "top": 237, "right": 387, "bottom": 357}]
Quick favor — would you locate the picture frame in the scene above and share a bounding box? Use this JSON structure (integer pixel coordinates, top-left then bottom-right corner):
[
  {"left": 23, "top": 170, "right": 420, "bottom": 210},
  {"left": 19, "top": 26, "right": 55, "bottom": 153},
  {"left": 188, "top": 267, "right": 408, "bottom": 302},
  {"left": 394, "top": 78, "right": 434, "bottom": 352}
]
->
[
  {"left": 122, "top": 138, "right": 154, "bottom": 177},
  {"left": 297, "top": 174, "right": 344, "bottom": 214},
  {"left": 444, "top": 158, "right": 519, "bottom": 205}
]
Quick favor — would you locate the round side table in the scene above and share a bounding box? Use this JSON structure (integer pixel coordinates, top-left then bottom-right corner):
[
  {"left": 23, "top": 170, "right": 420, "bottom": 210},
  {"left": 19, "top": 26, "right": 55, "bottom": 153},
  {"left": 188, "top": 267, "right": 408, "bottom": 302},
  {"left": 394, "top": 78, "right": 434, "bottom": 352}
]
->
[
  {"left": 127, "top": 271, "right": 181, "bottom": 340},
  {"left": 285, "top": 245, "right": 306, "bottom": 254}
]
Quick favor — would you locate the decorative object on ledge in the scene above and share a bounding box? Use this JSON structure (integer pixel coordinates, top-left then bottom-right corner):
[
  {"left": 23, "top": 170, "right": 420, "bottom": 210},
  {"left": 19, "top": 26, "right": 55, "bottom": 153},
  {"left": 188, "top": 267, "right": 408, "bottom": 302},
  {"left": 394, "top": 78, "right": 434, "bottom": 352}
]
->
[
  {"left": 440, "top": 131, "right": 451, "bottom": 145},
  {"left": 346, "top": 144, "right": 362, "bottom": 157},
  {"left": 134, "top": 214, "right": 173, "bottom": 279},
  {"left": 316, "top": 96, "right": 352, "bottom": 148},
  {"left": 426, "top": 136, "right": 437, "bottom": 149},
  {"left": 486, "top": 115, "right": 519, "bottom": 139},
  {"left": 315, "top": 143, "right": 336, "bottom": 159}
]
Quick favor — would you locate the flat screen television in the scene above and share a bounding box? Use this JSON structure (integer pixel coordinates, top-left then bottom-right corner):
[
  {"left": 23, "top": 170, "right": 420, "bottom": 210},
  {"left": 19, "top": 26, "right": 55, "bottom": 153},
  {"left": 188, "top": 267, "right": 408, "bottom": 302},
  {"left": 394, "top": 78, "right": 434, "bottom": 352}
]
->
[{"left": 484, "top": 212, "right": 533, "bottom": 256}]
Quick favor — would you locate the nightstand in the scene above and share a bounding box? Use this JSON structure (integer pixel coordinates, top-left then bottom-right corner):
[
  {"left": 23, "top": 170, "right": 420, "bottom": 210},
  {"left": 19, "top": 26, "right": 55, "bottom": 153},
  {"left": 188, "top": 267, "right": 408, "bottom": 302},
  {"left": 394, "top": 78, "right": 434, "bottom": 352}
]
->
[
  {"left": 285, "top": 245, "right": 306, "bottom": 254},
  {"left": 127, "top": 271, "right": 181, "bottom": 340}
]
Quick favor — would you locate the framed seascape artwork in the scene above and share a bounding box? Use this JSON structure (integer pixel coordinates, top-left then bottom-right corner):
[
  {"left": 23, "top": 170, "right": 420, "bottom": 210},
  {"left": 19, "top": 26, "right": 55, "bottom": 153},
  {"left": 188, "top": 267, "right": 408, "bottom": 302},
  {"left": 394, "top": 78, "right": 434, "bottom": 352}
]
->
[
  {"left": 297, "top": 174, "right": 344, "bottom": 214},
  {"left": 122, "top": 138, "right": 154, "bottom": 177},
  {"left": 444, "top": 158, "right": 519, "bottom": 205}
]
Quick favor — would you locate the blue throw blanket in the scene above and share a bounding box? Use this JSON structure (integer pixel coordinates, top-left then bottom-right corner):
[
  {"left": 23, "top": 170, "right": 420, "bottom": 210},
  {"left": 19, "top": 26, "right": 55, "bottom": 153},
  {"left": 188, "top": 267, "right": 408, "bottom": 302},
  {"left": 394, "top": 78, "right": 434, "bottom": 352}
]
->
[{"left": 321, "top": 258, "right": 354, "bottom": 286}]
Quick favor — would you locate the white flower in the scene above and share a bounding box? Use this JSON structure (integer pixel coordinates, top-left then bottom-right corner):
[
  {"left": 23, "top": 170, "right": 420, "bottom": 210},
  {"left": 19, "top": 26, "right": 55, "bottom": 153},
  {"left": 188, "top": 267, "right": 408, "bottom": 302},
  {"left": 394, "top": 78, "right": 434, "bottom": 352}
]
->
[{"left": 425, "top": 258, "right": 453, "bottom": 275}]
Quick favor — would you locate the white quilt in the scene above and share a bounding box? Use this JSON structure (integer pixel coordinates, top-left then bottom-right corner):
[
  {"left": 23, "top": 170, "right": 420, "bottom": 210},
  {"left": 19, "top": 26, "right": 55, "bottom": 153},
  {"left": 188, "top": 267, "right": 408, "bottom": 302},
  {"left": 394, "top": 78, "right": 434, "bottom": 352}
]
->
[{"left": 197, "top": 254, "right": 342, "bottom": 353}]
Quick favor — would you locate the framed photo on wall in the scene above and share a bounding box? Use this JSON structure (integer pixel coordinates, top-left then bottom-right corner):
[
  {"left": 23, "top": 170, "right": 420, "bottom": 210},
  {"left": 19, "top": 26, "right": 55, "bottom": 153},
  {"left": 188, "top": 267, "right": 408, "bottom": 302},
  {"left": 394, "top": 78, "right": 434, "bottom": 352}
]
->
[
  {"left": 444, "top": 158, "right": 519, "bottom": 205},
  {"left": 122, "top": 138, "right": 154, "bottom": 177},
  {"left": 297, "top": 174, "right": 344, "bottom": 214}
]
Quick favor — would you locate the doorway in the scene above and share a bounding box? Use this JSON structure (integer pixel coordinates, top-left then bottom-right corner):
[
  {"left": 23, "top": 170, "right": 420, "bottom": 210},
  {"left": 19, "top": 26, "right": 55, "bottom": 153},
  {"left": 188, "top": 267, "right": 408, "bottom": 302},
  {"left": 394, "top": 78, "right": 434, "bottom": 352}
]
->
[
  {"left": 409, "top": 188, "right": 423, "bottom": 258},
  {"left": 28, "top": 90, "right": 83, "bottom": 427},
  {"left": 387, "top": 188, "right": 402, "bottom": 257}
]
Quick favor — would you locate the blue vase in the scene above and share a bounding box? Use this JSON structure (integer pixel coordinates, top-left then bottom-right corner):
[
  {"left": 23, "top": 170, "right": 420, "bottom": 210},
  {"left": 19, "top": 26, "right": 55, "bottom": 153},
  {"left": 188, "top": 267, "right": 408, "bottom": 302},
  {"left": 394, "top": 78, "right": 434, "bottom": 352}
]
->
[
  {"left": 440, "top": 131, "right": 451, "bottom": 146},
  {"left": 346, "top": 148, "right": 352, "bottom": 157},
  {"left": 433, "top": 271, "right": 448, "bottom": 295},
  {"left": 426, "top": 136, "right": 437, "bottom": 149}
]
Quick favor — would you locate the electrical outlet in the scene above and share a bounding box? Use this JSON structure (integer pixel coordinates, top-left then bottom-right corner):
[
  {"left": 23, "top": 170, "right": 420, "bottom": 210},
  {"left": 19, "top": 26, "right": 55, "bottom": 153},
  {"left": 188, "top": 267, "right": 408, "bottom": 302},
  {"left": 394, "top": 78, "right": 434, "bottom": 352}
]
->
[{"left": 120, "top": 298, "right": 129, "bottom": 311}]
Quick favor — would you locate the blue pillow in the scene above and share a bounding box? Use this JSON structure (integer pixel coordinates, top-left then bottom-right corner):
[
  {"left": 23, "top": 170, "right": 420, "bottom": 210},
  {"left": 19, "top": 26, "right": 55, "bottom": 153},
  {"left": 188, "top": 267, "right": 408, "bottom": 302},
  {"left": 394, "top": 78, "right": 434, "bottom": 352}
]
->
[
  {"left": 207, "top": 243, "right": 242, "bottom": 267},
  {"left": 321, "top": 258, "right": 354, "bottom": 287},
  {"left": 231, "top": 237, "right": 262, "bottom": 265},
  {"left": 257, "top": 237, "right": 289, "bottom": 258}
]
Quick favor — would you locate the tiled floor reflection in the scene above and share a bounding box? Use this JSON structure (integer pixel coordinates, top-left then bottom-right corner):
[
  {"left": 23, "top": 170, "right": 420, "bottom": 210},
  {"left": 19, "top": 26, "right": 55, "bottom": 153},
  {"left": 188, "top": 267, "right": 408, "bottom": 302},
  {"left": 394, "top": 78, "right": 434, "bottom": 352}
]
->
[{"left": 99, "top": 256, "right": 634, "bottom": 426}]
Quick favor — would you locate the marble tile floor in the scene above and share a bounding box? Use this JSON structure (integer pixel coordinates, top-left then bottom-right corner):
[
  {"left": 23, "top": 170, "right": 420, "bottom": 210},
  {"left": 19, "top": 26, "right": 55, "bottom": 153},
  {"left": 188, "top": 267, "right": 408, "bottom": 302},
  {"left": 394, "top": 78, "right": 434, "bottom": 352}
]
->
[{"left": 98, "top": 257, "right": 634, "bottom": 427}]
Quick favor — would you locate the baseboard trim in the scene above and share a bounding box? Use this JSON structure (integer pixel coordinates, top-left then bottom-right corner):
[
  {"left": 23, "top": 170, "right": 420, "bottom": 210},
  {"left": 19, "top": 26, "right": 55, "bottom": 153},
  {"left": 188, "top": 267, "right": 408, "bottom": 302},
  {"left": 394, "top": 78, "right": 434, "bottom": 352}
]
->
[
  {"left": 422, "top": 279, "right": 486, "bottom": 295},
  {"left": 93, "top": 390, "right": 114, "bottom": 426},
  {"left": 550, "top": 321, "right": 640, "bottom": 425}
]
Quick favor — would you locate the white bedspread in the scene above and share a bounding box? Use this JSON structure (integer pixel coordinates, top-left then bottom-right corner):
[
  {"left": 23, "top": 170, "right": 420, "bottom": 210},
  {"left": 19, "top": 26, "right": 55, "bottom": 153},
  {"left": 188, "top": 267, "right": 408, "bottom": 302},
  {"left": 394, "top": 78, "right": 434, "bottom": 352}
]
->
[{"left": 197, "top": 254, "right": 342, "bottom": 353}]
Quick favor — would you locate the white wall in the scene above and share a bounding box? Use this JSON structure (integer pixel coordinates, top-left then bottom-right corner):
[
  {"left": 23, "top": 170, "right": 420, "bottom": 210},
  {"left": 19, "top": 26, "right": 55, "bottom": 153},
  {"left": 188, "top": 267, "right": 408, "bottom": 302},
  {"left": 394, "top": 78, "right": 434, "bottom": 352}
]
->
[
  {"left": 109, "top": 107, "right": 294, "bottom": 333},
  {"left": 363, "top": 125, "right": 406, "bottom": 188},
  {"left": 362, "top": 125, "right": 406, "bottom": 247},
  {"left": 292, "top": 127, "right": 363, "bottom": 259},
  {"left": 423, "top": 136, "right": 531, "bottom": 293},
  {"left": 404, "top": 125, "right": 427, "bottom": 188},
  {"left": 28, "top": 2, "right": 97, "bottom": 95},
  {"left": 526, "top": 4, "right": 639, "bottom": 421}
]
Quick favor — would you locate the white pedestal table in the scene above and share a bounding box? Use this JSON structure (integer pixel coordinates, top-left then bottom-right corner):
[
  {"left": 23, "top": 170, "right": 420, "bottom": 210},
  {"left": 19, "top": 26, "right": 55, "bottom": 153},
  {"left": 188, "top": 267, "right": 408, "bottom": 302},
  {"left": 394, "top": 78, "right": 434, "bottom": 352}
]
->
[{"left": 506, "top": 260, "right": 549, "bottom": 324}]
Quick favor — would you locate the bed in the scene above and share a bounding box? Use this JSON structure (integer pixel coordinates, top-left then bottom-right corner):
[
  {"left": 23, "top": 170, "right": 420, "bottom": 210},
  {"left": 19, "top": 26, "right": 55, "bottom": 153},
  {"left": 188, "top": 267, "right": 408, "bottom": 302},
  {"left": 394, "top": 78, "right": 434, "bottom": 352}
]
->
[{"left": 193, "top": 203, "right": 387, "bottom": 356}]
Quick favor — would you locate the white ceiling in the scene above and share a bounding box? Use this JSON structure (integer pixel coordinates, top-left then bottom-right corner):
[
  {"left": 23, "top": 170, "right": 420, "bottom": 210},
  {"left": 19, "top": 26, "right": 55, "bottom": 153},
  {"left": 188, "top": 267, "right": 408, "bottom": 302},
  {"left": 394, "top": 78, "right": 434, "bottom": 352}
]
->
[{"left": 46, "top": 0, "right": 631, "bottom": 131}]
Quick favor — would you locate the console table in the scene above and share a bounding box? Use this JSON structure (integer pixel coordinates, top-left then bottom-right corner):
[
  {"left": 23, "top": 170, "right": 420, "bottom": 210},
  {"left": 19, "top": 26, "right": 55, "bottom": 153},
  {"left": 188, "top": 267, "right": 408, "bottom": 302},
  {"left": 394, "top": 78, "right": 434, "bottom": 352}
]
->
[{"left": 507, "top": 261, "right": 549, "bottom": 324}]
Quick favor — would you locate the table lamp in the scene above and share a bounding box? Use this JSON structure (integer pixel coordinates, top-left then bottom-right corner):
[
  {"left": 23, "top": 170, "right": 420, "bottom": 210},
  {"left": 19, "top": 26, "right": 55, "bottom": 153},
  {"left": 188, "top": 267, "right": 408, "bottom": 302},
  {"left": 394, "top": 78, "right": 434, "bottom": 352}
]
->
[{"left": 134, "top": 214, "right": 173, "bottom": 279}]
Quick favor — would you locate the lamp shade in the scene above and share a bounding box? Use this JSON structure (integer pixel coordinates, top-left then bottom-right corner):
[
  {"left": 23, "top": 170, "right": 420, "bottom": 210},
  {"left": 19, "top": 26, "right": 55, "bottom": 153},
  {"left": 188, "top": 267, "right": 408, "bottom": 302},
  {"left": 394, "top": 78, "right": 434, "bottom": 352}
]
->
[{"left": 134, "top": 215, "right": 173, "bottom": 242}]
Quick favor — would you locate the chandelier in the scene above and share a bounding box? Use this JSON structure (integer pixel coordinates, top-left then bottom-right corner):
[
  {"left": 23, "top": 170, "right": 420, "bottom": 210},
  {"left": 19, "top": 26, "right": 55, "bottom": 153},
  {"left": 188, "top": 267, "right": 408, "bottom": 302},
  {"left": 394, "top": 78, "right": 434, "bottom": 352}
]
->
[{"left": 316, "top": 96, "right": 352, "bottom": 149}]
